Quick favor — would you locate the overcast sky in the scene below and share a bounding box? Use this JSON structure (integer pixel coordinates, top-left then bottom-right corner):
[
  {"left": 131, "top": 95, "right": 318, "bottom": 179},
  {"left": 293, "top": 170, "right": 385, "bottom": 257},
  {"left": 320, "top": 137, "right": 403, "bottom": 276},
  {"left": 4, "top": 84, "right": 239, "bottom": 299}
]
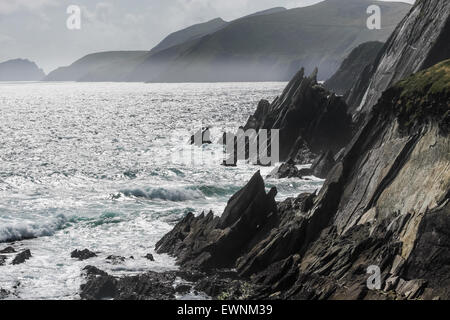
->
[{"left": 0, "top": 0, "right": 415, "bottom": 72}]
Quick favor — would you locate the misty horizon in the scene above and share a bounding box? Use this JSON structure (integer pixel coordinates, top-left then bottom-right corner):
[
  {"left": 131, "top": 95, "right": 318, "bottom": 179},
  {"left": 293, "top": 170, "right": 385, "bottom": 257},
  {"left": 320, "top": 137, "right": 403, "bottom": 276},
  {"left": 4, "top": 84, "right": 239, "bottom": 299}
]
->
[{"left": 0, "top": 0, "right": 415, "bottom": 73}]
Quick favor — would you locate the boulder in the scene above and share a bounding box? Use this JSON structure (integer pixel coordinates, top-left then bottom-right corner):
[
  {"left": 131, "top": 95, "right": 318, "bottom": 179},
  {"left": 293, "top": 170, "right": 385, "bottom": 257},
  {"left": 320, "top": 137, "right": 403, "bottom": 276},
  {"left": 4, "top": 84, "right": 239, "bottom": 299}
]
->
[
  {"left": 106, "top": 255, "right": 126, "bottom": 264},
  {"left": 268, "top": 160, "right": 301, "bottom": 179},
  {"left": 144, "top": 254, "right": 155, "bottom": 261},
  {"left": 0, "top": 288, "right": 11, "bottom": 299},
  {"left": 80, "top": 269, "right": 177, "bottom": 300},
  {"left": 83, "top": 265, "right": 108, "bottom": 277},
  {"left": 0, "top": 255, "right": 6, "bottom": 266},
  {"left": 71, "top": 249, "right": 97, "bottom": 261},
  {"left": 80, "top": 273, "right": 118, "bottom": 300},
  {"left": 12, "top": 249, "right": 32, "bottom": 265},
  {"left": 175, "top": 284, "right": 191, "bottom": 295},
  {"left": 0, "top": 246, "right": 16, "bottom": 254}
]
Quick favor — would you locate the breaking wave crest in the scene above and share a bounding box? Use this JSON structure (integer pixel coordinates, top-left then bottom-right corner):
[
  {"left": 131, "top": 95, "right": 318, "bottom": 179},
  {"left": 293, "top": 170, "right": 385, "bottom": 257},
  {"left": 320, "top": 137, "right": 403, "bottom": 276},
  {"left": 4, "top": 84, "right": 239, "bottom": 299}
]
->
[
  {"left": 0, "top": 214, "right": 68, "bottom": 243},
  {"left": 120, "top": 187, "right": 205, "bottom": 202}
]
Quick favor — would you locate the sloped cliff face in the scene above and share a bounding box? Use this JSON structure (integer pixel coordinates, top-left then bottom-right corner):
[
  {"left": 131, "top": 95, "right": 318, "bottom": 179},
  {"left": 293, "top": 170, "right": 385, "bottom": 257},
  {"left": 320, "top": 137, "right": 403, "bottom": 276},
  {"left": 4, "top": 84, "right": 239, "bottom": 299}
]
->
[
  {"left": 235, "top": 68, "right": 353, "bottom": 163},
  {"left": 325, "top": 41, "right": 384, "bottom": 96},
  {"left": 347, "top": 0, "right": 450, "bottom": 116},
  {"left": 157, "top": 60, "right": 450, "bottom": 300}
]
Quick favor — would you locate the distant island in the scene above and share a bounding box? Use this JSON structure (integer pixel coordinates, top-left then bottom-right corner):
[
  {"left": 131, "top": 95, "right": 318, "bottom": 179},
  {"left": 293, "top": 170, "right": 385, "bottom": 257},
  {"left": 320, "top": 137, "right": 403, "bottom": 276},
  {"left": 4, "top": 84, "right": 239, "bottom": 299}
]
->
[{"left": 0, "top": 59, "right": 45, "bottom": 81}]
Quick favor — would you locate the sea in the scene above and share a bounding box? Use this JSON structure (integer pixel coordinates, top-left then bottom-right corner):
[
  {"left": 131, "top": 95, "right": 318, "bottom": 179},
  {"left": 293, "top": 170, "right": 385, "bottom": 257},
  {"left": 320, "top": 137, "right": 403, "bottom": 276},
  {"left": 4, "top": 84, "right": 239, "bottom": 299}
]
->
[{"left": 0, "top": 81, "right": 323, "bottom": 299}]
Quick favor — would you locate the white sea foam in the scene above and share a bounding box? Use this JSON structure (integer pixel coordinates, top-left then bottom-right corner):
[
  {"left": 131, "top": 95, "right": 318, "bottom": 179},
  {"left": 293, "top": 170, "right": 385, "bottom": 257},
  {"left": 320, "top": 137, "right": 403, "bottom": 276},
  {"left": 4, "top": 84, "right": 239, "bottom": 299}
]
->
[
  {"left": 120, "top": 187, "right": 205, "bottom": 201},
  {"left": 0, "top": 214, "right": 68, "bottom": 243},
  {"left": 0, "top": 81, "right": 323, "bottom": 300}
]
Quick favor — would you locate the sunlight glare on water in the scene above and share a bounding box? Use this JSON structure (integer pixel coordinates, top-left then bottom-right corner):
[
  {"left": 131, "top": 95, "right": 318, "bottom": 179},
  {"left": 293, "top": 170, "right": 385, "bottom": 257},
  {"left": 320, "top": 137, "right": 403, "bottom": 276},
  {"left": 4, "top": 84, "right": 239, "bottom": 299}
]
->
[{"left": 0, "top": 81, "right": 323, "bottom": 299}]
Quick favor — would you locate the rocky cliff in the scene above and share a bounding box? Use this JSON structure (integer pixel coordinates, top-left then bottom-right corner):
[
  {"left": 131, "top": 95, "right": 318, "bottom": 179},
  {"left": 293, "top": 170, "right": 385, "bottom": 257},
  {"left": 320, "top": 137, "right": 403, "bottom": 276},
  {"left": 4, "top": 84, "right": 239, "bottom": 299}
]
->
[
  {"left": 228, "top": 68, "right": 353, "bottom": 165},
  {"left": 346, "top": 0, "right": 450, "bottom": 116},
  {"left": 156, "top": 60, "right": 450, "bottom": 300},
  {"left": 325, "top": 41, "right": 384, "bottom": 96}
]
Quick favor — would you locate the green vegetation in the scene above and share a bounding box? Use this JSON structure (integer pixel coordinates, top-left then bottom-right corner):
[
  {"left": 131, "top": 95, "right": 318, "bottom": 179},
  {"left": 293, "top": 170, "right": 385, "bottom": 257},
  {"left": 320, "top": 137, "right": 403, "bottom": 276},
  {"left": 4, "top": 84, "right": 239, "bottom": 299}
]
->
[
  {"left": 395, "top": 59, "right": 450, "bottom": 97},
  {"left": 387, "top": 59, "right": 450, "bottom": 132}
]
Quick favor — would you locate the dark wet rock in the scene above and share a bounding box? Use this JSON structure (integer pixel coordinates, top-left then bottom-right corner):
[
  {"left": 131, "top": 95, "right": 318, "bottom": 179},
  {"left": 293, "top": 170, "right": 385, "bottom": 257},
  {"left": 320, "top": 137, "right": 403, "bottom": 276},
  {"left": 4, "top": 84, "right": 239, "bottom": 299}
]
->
[
  {"left": 0, "top": 255, "right": 6, "bottom": 266},
  {"left": 71, "top": 249, "right": 97, "bottom": 261},
  {"left": 175, "top": 270, "right": 206, "bottom": 283},
  {"left": 157, "top": 172, "right": 314, "bottom": 279},
  {"left": 190, "top": 127, "right": 212, "bottom": 146},
  {"left": 12, "top": 249, "right": 31, "bottom": 265},
  {"left": 157, "top": 59, "right": 450, "bottom": 299},
  {"left": 227, "top": 68, "right": 352, "bottom": 165},
  {"left": 83, "top": 265, "right": 108, "bottom": 278},
  {"left": 144, "top": 253, "right": 155, "bottom": 261},
  {"left": 80, "top": 269, "right": 177, "bottom": 300},
  {"left": 106, "top": 255, "right": 126, "bottom": 264},
  {"left": 175, "top": 284, "right": 192, "bottom": 295},
  {"left": 123, "top": 170, "right": 138, "bottom": 179},
  {"left": 310, "top": 151, "right": 336, "bottom": 179},
  {"left": 268, "top": 160, "right": 302, "bottom": 179},
  {"left": 395, "top": 279, "right": 427, "bottom": 299},
  {"left": 156, "top": 171, "right": 278, "bottom": 270},
  {"left": 287, "top": 137, "right": 318, "bottom": 164},
  {"left": 269, "top": 151, "right": 335, "bottom": 180},
  {"left": 0, "top": 246, "right": 16, "bottom": 254},
  {"left": 80, "top": 273, "right": 118, "bottom": 300},
  {"left": 402, "top": 201, "right": 450, "bottom": 299},
  {"left": 194, "top": 273, "right": 260, "bottom": 300},
  {"left": 0, "top": 288, "right": 11, "bottom": 299}
]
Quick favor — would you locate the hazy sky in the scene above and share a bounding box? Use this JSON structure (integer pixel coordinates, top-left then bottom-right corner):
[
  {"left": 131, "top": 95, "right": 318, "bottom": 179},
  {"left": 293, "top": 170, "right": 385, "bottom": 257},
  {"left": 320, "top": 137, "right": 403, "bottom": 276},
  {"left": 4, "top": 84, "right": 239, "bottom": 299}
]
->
[{"left": 0, "top": 0, "right": 415, "bottom": 72}]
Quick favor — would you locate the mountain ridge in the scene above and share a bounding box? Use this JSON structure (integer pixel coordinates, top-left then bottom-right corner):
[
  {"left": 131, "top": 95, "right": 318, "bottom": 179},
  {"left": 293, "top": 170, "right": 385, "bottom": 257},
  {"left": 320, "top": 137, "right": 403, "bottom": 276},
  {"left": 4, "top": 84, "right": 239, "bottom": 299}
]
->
[
  {"left": 0, "top": 58, "right": 45, "bottom": 81},
  {"left": 45, "top": 0, "right": 411, "bottom": 83}
]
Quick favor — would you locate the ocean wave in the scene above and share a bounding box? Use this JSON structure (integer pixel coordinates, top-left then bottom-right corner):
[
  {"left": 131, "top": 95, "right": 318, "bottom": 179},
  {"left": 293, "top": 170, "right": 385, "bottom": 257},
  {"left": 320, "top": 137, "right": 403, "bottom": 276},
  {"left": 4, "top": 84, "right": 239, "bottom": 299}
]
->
[
  {"left": 0, "top": 214, "right": 68, "bottom": 243},
  {"left": 119, "top": 187, "right": 205, "bottom": 202},
  {"left": 193, "top": 185, "right": 241, "bottom": 197}
]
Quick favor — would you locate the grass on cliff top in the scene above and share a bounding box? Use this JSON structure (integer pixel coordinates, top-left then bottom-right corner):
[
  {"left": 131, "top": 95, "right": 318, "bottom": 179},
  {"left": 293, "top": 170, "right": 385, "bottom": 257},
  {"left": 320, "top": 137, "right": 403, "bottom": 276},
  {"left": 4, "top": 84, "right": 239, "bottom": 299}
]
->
[
  {"left": 391, "top": 59, "right": 450, "bottom": 132},
  {"left": 395, "top": 59, "right": 450, "bottom": 98}
]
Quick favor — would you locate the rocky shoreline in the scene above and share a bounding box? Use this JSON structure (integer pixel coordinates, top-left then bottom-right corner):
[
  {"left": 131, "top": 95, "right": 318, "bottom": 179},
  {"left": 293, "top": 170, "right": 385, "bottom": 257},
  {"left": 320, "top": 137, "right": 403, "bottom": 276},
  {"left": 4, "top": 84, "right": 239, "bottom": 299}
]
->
[
  {"left": 1, "top": 0, "right": 449, "bottom": 301},
  {"left": 39, "top": 62, "right": 450, "bottom": 299}
]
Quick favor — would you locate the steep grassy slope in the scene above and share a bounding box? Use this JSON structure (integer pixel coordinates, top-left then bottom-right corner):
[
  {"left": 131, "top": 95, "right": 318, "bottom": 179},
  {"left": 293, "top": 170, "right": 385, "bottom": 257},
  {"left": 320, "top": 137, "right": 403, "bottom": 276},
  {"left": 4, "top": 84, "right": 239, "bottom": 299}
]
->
[
  {"left": 150, "top": 18, "right": 229, "bottom": 54},
  {"left": 45, "top": 51, "right": 147, "bottom": 82},
  {"left": 130, "top": 0, "right": 410, "bottom": 82}
]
